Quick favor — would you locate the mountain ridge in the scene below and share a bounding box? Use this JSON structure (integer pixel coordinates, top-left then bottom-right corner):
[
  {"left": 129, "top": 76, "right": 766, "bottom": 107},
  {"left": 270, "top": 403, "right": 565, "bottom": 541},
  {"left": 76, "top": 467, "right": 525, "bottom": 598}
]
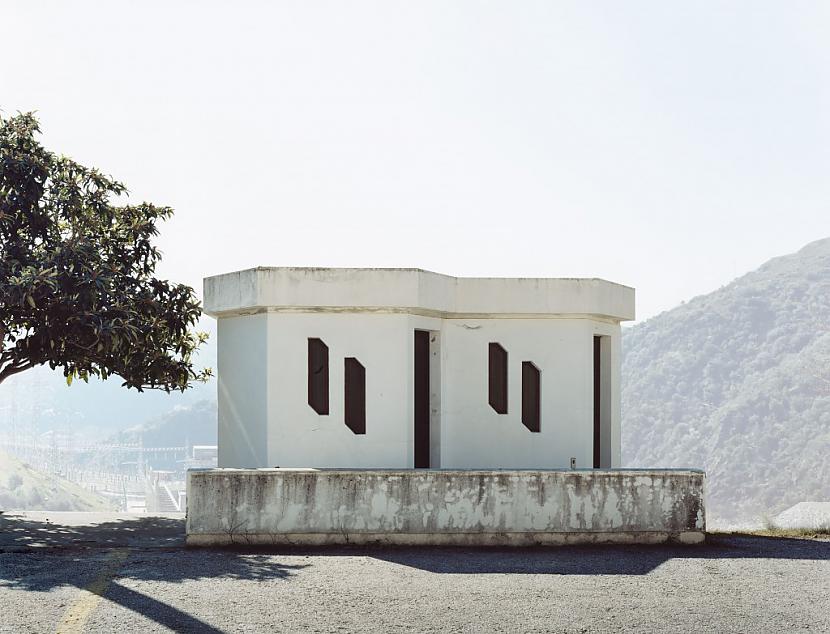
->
[{"left": 622, "top": 237, "right": 830, "bottom": 524}]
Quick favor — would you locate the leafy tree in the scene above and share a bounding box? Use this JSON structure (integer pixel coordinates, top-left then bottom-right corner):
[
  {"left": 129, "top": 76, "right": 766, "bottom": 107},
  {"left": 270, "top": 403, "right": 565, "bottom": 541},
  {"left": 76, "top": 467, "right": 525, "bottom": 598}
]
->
[{"left": 0, "top": 112, "right": 211, "bottom": 390}]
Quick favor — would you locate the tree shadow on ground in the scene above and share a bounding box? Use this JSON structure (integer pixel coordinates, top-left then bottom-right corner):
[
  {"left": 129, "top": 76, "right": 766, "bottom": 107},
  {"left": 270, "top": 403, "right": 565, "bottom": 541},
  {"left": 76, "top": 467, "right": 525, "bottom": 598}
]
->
[
  {"left": 2, "top": 512, "right": 829, "bottom": 632},
  {"left": 0, "top": 513, "right": 308, "bottom": 633},
  {"left": 3, "top": 513, "right": 828, "bottom": 578},
  {"left": 0, "top": 512, "right": 186, "bottom": 550}
]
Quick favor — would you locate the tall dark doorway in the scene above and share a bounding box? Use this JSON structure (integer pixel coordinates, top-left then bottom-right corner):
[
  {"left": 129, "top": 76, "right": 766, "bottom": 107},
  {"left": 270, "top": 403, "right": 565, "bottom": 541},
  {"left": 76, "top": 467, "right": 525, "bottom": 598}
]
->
[
  {"left": 593, "top": 335, "right": 602, "bottom": 469},
  {"left": 414, "top": 330, "right": 430, "bottom": 468}
]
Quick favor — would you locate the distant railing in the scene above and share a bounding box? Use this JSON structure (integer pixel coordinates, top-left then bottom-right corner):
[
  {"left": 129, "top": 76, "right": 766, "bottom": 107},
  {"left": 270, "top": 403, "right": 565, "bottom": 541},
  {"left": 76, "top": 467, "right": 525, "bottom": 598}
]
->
[
  {"left": 0, "top": 441, "right": 188, "bottom": 454},
  {"left": 160, "top": 482, "right": 185, "bottom": 512}
]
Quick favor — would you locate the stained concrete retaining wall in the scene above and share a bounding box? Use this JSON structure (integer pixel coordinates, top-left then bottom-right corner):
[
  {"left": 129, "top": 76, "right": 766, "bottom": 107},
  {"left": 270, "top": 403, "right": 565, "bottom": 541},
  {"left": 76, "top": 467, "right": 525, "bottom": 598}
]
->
[{"left": 186, "top": 468, "right": 706, "bottom": 546}]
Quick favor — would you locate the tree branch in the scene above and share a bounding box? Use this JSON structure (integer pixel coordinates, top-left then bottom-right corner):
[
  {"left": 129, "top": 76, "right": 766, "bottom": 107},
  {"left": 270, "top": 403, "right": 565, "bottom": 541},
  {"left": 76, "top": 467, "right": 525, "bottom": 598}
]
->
[{"left": 0, "top": 361, "right": 35, "bottom": 385}]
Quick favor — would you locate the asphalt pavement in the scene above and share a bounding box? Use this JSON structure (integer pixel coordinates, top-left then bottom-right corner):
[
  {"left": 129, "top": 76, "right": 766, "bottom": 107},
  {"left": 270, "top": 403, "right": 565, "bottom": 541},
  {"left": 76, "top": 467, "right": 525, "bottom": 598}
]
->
[{"left": 0, "top": 512, "right": 828, "bottom": 633}]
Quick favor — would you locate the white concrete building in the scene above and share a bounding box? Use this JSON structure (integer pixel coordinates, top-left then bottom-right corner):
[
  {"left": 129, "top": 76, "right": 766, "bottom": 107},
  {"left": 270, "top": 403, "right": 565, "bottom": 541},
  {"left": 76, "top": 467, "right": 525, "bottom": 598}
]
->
[{"left": 203, "top": 268, "right": 635, "bottom": 471}]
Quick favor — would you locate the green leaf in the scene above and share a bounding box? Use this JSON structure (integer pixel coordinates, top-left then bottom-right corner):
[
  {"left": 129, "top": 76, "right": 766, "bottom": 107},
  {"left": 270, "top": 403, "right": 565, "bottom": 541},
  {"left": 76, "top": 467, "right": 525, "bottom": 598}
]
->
[{"left": 0, "top": 112, "right": 209, "bottom": 392}]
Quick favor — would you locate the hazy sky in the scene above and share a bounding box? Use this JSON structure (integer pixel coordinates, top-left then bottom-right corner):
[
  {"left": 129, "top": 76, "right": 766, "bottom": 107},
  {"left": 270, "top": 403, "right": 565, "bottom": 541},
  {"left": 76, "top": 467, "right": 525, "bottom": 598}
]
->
[{"left": 3, "top": 1, "right": 828, "bottom": 321}]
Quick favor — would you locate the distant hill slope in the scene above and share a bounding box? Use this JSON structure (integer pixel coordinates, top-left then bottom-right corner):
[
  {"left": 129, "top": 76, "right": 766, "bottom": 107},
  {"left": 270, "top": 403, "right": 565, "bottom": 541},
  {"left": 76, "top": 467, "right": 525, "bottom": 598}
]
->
[
  {"left": 110, "top": 400, "right": 217, "bottom": 470},
  {"left": 116, "top": 399, "right": 217, "bottom": 449},
  {"left": 0, "top": 450, "right": 116, "bottom": 512},
  {"left": 0, "top": 317, "right": 216, "bottom": 442},
  {"left": 622, "top": 238, "right": 830, "bottom": 525}
]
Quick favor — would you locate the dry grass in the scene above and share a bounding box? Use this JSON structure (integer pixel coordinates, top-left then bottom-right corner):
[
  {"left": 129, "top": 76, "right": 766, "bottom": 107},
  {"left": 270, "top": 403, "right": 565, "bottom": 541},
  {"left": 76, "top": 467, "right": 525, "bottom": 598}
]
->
[
  {"left": 743, "top": 526, "right": 830, "bottom": 539},
  {"left": 711, "top": 525, "right": 830, "bottom": 540}
]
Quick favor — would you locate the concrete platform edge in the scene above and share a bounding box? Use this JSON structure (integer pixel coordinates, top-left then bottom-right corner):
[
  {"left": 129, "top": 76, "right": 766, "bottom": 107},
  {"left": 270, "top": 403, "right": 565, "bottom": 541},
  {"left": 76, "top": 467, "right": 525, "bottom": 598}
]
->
[{"left": 186, "top": 530, "right": 706, "bottom": 547}]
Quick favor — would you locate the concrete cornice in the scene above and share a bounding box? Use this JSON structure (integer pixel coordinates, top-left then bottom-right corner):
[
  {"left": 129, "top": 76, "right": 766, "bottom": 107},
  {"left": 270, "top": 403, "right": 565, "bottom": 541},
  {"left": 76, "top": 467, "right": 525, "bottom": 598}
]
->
[{"left": 203, "top": 267, "right": 636, "bottom": 321}]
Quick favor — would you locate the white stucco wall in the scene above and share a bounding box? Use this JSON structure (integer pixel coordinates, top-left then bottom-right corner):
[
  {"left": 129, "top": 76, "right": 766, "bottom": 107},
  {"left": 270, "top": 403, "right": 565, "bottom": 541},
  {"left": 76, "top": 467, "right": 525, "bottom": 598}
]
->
[
  {"left": 217, "top": 313, "right": 268, "bottom": 469},
  {"left": 267, "top": 312, "right": 414, "bottom": 468},
  {"left": 438, "top": 317, "right": 620, "bottom": 469},
  {"left": 205, "top": 268, "right": 633, "bottom": 470}
]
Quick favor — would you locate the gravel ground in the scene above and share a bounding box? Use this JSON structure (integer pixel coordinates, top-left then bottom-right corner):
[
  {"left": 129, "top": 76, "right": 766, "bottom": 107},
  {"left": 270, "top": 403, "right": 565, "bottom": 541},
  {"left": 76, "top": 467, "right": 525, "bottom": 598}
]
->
[{"left": 0, "top": 512, "right": 828, "bottom": 633}]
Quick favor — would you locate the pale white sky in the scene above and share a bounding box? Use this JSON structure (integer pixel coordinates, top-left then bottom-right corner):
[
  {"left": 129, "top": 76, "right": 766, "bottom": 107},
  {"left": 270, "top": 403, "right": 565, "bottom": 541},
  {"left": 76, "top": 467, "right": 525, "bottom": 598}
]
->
[{"left": 3, "top": 1, "right": 828, "bottom": 320}]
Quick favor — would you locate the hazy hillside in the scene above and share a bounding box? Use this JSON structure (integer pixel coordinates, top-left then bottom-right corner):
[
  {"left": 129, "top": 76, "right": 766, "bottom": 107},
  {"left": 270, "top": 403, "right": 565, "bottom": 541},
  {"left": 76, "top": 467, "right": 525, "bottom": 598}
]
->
[
  {"left": 0, "top": 367, "right": 215, "bottom": 445},
  {"left": 115, "top": 400, "right": 217, "bottom": 449},
  {"left": 0, "top": 318, "right": 216, "bottom": 443},
  {"left": 622, "top": 238, "right": 830, "bottom": 525},
  {"left": 0, "top": 450, "right": 116, "bottom": 512}
]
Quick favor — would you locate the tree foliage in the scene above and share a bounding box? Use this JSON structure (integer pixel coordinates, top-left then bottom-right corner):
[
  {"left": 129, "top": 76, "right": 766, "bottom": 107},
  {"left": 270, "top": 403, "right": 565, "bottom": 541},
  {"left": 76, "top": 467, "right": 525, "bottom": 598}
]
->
[{"left": 0, "top": 112, "right": 211, "bottom": 390}]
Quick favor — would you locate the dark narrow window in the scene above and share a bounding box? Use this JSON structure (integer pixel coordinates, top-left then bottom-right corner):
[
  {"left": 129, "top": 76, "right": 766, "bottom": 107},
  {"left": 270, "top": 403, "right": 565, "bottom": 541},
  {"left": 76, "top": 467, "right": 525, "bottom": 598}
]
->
[
  {"left": 344, "top": 357, "right": 366, "bottom": 434},
  {"left": 521, "top": 361, "right": 540, "bottom": 432},
  {"left": 488, "top": 342, "right": 508, "bottom": 414},
  {"left": 414, "top": 331, "right": 430, "bottom": 467},
  {"left": 308, "top": 338, "right": 329, "bottom": 415},
  {"left": 593, "top": 336, "right": 601, "bottom": 468}
]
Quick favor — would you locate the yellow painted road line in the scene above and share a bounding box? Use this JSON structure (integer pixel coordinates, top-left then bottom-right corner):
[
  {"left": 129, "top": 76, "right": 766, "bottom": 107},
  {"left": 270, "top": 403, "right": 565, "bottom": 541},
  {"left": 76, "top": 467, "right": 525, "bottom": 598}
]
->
[{"left": 55, "top": 548, "right": 129, "bottom": 634}]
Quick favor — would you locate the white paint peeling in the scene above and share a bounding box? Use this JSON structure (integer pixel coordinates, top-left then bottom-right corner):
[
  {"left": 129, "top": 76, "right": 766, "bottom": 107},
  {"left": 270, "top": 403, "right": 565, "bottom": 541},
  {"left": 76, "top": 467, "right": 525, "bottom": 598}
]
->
[{"left": 187, "top": 469, "right": 706, "bottom": 545}]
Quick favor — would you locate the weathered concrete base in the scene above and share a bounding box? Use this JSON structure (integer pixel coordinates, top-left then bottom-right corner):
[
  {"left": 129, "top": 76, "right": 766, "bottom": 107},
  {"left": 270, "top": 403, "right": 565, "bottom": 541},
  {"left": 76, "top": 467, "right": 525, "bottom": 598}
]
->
[
  {"left": 186, "top": 469, "right": 706, "bottom": 547},
  {"left": 187, "top": 530, "right": 705, "bottom": 547}
]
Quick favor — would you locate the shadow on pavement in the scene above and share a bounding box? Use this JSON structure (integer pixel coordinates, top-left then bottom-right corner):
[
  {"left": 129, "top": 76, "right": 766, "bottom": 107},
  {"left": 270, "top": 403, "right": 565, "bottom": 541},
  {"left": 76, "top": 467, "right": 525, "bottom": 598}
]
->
[
  {"left": 0, "top": 512, "right": 186, "bottom": 550},
  {"left": 3, "top": 514, "right": 827, "bottom": 632},
  {"left": 0, "top": 512, "right": 307, "bottom": 633},
  {"left": 103, "top": 582, "right": 226, "bottom": 634},
  {"left": 366, "top": 534, "right": 830, "bottom": 575},
  {"left": 198, "top": 533, "right": 830, "bottom": 576},
  {"left": 3, "top": 512, "right": 829, "bottom": 578}
]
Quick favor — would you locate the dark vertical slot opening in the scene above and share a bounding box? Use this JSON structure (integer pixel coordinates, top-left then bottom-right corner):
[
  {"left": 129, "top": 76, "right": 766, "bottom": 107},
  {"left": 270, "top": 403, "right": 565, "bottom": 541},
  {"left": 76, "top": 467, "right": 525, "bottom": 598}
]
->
[
  {"left": 521, "top": 361, "right": 540, "bottom": 432},
  {"left": 344, "top": 357, "right": 366, "bottom": 434},
  {"left": 593, "top": 336, "right": 601, "bottom": 468},
  {"left": 308, "top": 338, "right": 329, "bottom": 415},
  {"left": 414, "top": 330, "right": 430, "bottom": 468},
  {"left": 488, "top": 342, "right": 508, "bottom": 414}
]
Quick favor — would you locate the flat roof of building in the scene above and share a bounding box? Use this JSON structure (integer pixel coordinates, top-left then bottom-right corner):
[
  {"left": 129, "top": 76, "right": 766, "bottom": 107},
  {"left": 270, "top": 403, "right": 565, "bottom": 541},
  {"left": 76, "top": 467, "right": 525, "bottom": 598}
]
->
[{"left": 203, "top": 267, "right": 635, "bottom": 321}]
